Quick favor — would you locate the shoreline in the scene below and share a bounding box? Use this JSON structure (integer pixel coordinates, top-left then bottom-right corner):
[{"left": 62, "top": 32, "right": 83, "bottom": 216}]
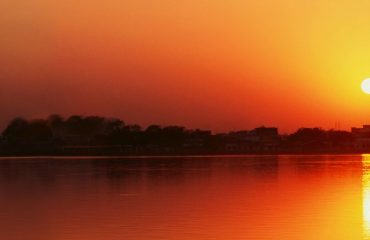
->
[{"left": 0, "top": 151, "right": 369, "bottom": 158}]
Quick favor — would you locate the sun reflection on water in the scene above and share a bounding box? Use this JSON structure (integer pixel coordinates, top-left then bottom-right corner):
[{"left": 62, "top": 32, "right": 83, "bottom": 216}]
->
[{"left": 363, "top": 155, "right": 370, "bottom": 238}]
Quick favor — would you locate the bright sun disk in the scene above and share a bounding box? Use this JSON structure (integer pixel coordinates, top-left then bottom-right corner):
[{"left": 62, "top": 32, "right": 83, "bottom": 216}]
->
[{"left": 362, "top": 79, "right": 370, "bottom": 94}]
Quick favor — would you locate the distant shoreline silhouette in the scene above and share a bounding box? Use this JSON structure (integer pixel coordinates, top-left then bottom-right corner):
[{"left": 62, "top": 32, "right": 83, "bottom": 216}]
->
[{"left": 0, "top": 114, "right": 369, "bottom": 156}]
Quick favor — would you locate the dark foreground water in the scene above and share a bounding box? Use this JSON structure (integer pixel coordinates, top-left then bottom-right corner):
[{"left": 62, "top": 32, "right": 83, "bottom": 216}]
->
[{"left": 0, "top": 155, "right": 369, "bottom": 240}]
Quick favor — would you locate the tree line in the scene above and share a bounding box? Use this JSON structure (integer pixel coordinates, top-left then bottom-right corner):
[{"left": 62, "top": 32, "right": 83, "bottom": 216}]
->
[{"left": 0, "top": 115, "right": 358, "bottom": 155}]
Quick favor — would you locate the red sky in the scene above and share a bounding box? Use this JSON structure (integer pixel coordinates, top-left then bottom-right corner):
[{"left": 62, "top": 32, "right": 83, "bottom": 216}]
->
[{"left": 1, "top": 0, "right": 370, "bottom": 133}]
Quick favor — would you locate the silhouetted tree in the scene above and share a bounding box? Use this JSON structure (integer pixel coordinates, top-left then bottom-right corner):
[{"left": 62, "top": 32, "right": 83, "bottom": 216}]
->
[
  {"left": 2, "top": 118, "right": 29, "bottom": 143},
  {"left": 2, "top": 118, "right": 52, "bottom": 144},
  {"left": 65, "top": 115, "right": 84, "bottom": 134},
  {"left": 106, "top": 118, "right": 124, "bottom": 133},
  {"left": 25, "top": 120, "right": 53, "bottom": 142},
  {"left": 144, "top": 125, "right": 162, "bottom": 145},
  {"left": 47, "top": 114, "right": 64, "bottom": 129}
]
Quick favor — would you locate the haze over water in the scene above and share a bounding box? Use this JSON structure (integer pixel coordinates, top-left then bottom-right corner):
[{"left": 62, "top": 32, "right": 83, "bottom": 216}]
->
[{"left": 0, "top": 155, "right": 368, "bottom": 240}]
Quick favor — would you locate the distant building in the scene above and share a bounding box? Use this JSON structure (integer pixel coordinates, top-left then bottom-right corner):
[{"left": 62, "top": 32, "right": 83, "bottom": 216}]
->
[
  {"left": 352, "top": 125, "right": 370, "bottom": 150},
  {"left": 225, "top": 127, "right": 280, "bottom": 152},
  {"left": 251, "top": 127, "right": 280, "bottom": 151},
  {"left": 252, "top": 127, "right": 279, "bottom": 137},
  {"left": 352, "top": 125, "right": 370, "bottom": 138}
]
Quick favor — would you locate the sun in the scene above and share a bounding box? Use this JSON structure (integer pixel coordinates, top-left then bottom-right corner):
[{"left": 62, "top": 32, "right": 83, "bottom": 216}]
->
[{"left": 362, "top": 79, "right": 370, "bottom": 94}]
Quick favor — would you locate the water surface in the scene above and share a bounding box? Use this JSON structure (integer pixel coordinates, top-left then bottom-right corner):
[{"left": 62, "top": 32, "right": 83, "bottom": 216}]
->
[{"left": 0, "top": 155, "right": 368, "bottom": 240}]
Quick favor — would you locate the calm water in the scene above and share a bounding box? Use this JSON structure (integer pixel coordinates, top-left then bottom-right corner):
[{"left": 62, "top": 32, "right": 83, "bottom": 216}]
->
[{"left": 0, "top": 155, "right": 369, "bottom": 240}]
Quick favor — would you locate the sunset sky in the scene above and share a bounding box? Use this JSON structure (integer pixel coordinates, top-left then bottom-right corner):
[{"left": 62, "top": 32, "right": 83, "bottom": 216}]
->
[{"left": 1, "top": 0, "right": 370, "bottom": 132}]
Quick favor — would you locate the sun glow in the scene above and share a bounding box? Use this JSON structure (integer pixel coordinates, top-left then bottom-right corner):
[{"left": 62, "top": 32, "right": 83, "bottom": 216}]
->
[{"left": 361, "top": 79, "right": 370, "bottom": 94}]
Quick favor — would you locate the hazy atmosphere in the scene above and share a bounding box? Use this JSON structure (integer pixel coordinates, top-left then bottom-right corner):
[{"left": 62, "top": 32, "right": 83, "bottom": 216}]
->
[{"left": 2, "top": 0, "right": 370, "bottom": 132}]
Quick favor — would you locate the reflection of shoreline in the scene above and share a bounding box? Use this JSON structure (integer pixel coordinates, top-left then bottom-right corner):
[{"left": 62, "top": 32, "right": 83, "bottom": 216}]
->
[
  {"left": 0, "top": 156, "right": 280, "bottom": 185},
  {"left": 0, "top": 155, "right": 365, "bottom": 240}
]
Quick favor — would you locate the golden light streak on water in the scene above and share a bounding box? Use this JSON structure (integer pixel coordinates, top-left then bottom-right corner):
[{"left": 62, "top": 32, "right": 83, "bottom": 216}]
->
[{"left": 362, "top": 154, "right": 370, "bottom": 239}]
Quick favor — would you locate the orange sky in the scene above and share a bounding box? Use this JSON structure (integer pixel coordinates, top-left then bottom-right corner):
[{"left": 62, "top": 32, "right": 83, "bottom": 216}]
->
[{"left": 1, "top": 0, "right": 370, "bottom": 132}]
